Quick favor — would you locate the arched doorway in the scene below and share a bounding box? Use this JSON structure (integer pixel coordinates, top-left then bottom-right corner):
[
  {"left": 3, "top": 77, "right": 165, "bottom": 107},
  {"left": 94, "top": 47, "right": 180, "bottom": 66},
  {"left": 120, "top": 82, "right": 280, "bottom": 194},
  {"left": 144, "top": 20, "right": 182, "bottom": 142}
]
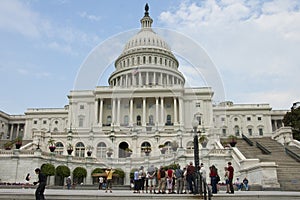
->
[{"left": 119, "top": 142, "right": 129, "bottom": 158}]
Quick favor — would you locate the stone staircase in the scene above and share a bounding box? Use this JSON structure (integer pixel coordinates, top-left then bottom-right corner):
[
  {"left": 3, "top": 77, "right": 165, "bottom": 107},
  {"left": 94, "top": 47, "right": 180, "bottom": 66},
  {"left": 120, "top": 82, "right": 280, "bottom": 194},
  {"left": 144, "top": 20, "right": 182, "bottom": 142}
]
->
[{"left": 236, "top": 137, "right": 300, "bottom": 191}]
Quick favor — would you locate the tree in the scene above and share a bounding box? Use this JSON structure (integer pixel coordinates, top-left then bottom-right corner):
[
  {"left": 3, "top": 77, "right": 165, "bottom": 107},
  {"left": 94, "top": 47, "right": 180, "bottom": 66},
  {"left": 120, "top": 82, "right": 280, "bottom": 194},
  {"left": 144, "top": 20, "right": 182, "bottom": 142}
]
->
[
  {"left": 73, "top": 167, "right": 87, "bottom": 184},
  {"left": 283, "top": 106, "right": 300, "bottom": 141},
  {"left": 56, "top": 165, "right": 70, "bottom": 186},
  {"left": 41, "top": 163, "right": 56, "bottom": 185}
]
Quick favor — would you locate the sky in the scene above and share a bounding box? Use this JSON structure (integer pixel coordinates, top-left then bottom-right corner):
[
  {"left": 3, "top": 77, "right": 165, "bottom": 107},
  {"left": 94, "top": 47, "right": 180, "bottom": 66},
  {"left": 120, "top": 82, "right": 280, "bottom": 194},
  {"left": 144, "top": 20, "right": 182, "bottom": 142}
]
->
[{"left": 0, "top": 0, "right": 299, "bottom": 114}]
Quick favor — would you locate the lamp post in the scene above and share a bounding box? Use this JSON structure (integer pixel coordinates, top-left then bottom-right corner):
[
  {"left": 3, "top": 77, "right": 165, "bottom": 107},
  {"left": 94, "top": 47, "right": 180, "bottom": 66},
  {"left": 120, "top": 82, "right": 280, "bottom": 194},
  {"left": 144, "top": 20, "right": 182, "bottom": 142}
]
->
[{"left": 192, "top": 117, "right": 200, "bottom": 194}]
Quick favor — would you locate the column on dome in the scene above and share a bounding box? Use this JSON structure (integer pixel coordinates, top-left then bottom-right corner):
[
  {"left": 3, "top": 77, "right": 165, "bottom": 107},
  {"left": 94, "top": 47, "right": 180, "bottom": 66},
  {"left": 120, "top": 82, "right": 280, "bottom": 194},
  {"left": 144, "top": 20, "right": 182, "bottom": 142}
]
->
[
  {"left": 130, "top": 98, "right": 133, "bottom": 126},
  {"left": 146, "top": 72, "right": 149, "bottom": 85},
  {"left": 94, "top": 99, "right": 99, "bottom": 124},
  {"left": 133, "top": 74, "right": 136, "bottom": 86},
  {"left": 117, "top": 98, "right": 121, "bottom": 126},
  {"left": 17, "top": 124, "right": 20, "bottom": 137},
  {"left": 126, "top": 74, "right": 128, "bottom": 87},
  {"left": 142, "top": 98, "right": 146, "bottom": 126},
  {"left": 99, "top": 99, "right": 103, "bottom": 127},
  {"left": 166, "top": 75, "right": 169, "bottom": 86},
  {"left": 160, "top": 97, "right": 164, "bottom": 126},
  {"left": 179, "top": 97, "right": 184, "bottom": 126},
  {"left": 160, "top": 73, "right": 163, "bottom": 85},
  {"left": 153, "top": 72, "right": 156, "bottom": 85},
  {"left": 174, "top": 97, "right": 178, "bottom": 125},
  {"left": 173, "top": 76, "right": 175, "bottom": 85},
  {"left": 139, "top": 72, "right": 142, "bottom": 87},
  {"left": 155, "top": 97, "right": 159, "bottom": 125},
  {"left": 120, "top": 76, "right": 123, "bottom": 87}
]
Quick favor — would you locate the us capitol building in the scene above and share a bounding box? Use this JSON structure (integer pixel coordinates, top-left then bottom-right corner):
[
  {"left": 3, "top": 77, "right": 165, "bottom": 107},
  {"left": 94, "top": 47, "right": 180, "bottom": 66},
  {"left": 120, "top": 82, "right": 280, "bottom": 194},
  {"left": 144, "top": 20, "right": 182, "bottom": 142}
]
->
[{"left": 0, "top": 5, "right": 294, "bottom": 188}]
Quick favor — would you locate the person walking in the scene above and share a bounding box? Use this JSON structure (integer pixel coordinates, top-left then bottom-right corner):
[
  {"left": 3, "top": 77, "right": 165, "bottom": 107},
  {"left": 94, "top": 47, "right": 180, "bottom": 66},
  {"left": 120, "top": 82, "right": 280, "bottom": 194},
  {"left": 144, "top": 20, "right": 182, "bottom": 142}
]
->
[
  {"left": 227, "top": 162, "right": 234, "bottom": 194},
  {"left": 33, "top": 168, "right": 46, "bottom": 200},
  {"left": 105, "top": 167, "right": 115, "bottom": 193}
]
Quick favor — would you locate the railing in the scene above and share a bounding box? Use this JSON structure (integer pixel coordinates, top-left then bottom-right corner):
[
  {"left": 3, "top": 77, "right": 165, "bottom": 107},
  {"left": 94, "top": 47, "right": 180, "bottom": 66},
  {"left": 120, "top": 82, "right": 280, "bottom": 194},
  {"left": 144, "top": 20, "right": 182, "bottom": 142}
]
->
[
  {"left": 285, "top": 147, "right": 300, "bottom": 162},
  {"left": 242, "top": 134, "right": 254, "bottom": 146},
  {"left": 256, "top": 142, "right": 271, "bottom": 154}
]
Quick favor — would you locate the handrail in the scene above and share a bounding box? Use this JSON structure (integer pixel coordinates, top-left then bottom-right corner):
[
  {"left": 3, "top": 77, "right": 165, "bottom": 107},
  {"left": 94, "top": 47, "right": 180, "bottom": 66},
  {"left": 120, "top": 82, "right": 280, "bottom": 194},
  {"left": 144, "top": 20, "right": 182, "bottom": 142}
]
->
[
  {"left": 256, "top": 142, "right": 271, "bottom": 154},
  {"left": 199, "top": 173, "right": 212, "bottom": 200},
  {"left": 285, "top": 147, "right": 300, "bottom": 162},
  {"left": 242, "top": 134, "right": 254, "bottom": 146}
]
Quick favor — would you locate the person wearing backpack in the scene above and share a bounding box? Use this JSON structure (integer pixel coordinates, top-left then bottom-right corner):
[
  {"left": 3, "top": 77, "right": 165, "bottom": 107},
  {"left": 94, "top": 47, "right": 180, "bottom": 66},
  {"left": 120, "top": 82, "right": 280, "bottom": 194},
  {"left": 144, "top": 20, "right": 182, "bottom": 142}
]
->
[{"left": 175, "top": 165, "right": 184, "bottom": 194}]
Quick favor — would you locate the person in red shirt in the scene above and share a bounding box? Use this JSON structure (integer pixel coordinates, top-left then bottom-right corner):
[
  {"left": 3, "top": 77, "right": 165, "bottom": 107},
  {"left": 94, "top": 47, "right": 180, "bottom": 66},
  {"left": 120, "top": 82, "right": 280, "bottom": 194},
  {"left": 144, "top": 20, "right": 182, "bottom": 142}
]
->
[
  {"left": 166, "top": 168, "right": 174, "bottom": 194},
  {"left": 227, "top": 162, "right": 234, "bottom": 194}
]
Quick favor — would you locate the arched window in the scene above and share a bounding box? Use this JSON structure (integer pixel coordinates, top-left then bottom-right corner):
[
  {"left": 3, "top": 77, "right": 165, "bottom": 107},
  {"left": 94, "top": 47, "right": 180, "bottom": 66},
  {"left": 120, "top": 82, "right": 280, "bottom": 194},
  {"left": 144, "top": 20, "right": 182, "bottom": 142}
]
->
[
  {"left": 164, "top": 141, "right": 172, "bottom": 154},
  {"left": 149, "top": 56, "right": 152, "bottom": 63},
  {"left": 141, "top": 142, "right": 151, "bottom": 155},
  {"left": 148, "top": 115, "right": 154, "bottom": 125},
  {"left": 186, "top": 141, "right": 194, "bottom": 154},
  {"left": 234, "top": 125, "right": 240, "bottom": 136},
  {"left": 55, "top": 142, "right": 64, "bottom": 155},
  {"left": 75, "top": 142, "right": 85, "bottom": 157},
  {"left": 96, "top": 142, "right": 107, "bottom": 159},
  {"left": 78, "top": 115, "right": 84, "bottom": 127},
  {"left": 143, "top": 56, "right": 146, "bottom": 64}
]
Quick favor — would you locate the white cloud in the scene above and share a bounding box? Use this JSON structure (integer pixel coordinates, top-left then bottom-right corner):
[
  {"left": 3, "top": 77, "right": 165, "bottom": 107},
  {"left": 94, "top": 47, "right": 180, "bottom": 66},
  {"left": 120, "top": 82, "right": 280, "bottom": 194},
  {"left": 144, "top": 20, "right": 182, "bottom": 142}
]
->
[
  {"left": 0, "top": 0, "right": 40, "bottom": 37},
  {"left": 79, "top": 12, "right": 101, "bottom": 22},
  {"left": 158, "top": 0, "right": 300, "bottom": 109}
]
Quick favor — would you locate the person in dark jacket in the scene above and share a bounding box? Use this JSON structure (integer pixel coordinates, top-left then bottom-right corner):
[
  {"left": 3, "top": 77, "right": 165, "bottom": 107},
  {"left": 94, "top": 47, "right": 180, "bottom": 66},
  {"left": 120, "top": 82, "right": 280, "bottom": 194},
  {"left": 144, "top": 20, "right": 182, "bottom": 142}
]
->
[{"left": 33, "top": 168, "right": 47, "bottom": 200}]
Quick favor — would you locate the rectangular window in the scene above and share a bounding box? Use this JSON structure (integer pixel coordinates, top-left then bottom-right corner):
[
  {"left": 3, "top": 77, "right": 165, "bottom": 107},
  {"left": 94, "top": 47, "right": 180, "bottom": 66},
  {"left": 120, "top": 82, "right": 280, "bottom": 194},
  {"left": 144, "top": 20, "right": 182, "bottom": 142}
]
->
[
  {"left": 107, "top": 104, "right": 111, "bottom": 109},
  {"left": 166, "top": 103, "right": 171, "bottom": 108},
  {"left": 222, "top": 129, "right": 227, "bottom": 137},
  {"left": 80, "top": 105, "right": 84, "bottom": 109},
  {"left": 124, "top": 104, "right": 129, "bottom": 109},
  {"left": 136, "top": 103, "right": 142, "bottom": 109},
  {"left": 33, "top": 120, "right": 38, "bottom": 125},
  {"left": 258, "top": 117, "right": 262, "bottom": 121},
  {"left": 259, "top": 128, "right": 263, "bottom": 136},
  {"left": 43, "top": 120, "right": 47, "bottom": 124},
  {"left": 79, "top": 118, "right": 84, "bottom": 127},
  {"left": 247, "top": 117, "right": 251, "bottom": 121},
  {"left": 221, "top": 117, "right": 225, "bottom": 122},
  {"left": 196, "top": 102, "right": 201, "bottom": 107},
  {"left": 248, "top": 128, "right": 252, "bottom": 136}
]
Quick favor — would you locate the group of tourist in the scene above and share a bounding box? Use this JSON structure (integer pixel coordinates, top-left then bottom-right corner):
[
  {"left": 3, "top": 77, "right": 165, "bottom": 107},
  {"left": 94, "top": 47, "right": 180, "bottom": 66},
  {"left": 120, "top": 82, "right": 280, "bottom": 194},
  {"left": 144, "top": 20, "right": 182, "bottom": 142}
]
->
[{"left": 129, "top": 161, "right": 208, "bottom": 195}]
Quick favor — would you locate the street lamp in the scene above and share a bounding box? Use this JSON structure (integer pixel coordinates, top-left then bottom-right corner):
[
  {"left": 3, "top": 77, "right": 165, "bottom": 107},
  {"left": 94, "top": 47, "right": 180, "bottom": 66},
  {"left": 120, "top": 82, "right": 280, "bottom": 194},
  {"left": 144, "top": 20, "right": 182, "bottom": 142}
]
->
[{"left": 192, "top": 117, "right": 200, "bottom": 194}]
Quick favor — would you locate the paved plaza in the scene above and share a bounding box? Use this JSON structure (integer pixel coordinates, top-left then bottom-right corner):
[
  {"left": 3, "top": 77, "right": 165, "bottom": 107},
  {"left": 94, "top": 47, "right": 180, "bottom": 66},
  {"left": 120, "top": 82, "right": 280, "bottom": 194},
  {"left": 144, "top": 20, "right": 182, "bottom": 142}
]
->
[{"left": 0, "top": 188, "right": 300, "bottom": 200}]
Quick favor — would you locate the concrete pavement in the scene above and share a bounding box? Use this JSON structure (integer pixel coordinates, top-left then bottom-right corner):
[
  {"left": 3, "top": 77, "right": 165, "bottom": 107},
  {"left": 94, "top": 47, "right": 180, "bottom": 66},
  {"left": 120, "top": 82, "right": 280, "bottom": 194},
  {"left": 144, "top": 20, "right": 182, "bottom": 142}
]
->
[{"left": 0, "top": 188, "right": 300, "bottom": 200}]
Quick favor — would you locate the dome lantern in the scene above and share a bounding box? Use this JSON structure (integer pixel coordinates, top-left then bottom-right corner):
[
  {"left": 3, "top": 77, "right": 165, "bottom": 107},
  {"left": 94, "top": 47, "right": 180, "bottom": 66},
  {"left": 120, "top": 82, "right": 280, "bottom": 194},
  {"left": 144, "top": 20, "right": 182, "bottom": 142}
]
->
[{"left": 140, "top": 3, "right": 153, "bottom": 29}]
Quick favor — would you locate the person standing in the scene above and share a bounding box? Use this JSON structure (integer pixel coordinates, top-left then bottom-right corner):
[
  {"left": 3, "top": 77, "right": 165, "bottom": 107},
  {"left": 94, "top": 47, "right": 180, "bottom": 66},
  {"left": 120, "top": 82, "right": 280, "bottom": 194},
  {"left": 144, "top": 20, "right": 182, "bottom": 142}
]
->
[
  {"left": 33, "top": 168, "right": 46, "bottom": 200},
  {"left": 147, "top": 165, "right": 156, "bottom": 194},
  {"left": 186, "top": 162, "right": 196, "bottom": 194},
  {"left": 66, "top": 176, "right": 71, "bottom": 190},
  {"left": 98, "top": 176, "right": 104, "bottom": 190},
  {"left": 224, "top": 167, "right": 230, "bottom": 193},
  {"left": 209, "top": 165, "right": 218, "bottom": 194},
  {"left": 227, "top": 162, "right": 234, "bottom": 194},
  {"left": 105, "top": 167, "right": 115, "bottom": 193},
  {"left": 174, "top": 165, "right": 184, "bottom": 194}
]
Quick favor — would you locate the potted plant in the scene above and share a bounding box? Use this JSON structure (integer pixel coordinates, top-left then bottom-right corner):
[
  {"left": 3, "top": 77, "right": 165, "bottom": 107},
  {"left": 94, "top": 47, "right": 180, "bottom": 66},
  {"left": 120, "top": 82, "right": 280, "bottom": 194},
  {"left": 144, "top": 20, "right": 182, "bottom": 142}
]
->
[
  {"left": 67, "top": 143, "right": 73, "bottom": 155},
  {"left": 4, "top": 141, "right": 13, "bottom": 150},
  {"left": 228, "top": 135, "right": 237, "bottom": 147},
  {"left": 15, "top": 137, "right": 23, "bottom": 149},
  {"left": 48, "top": 138, "right": 56, "bottom": 152},
  {"left": 125, "top": 148, "right": 132, "bottom": 157},
  {"left": 106, "top": 147, "right": 113, "bottom": 157},
  {"left": 159, "top": 144, "right": 167, "bottom": 154},
  {"left": 86, "top": 145, "right": 93, "bottom": 156},
  {"left": 199, "top": 135, "right": 208, "bottom": 148}
]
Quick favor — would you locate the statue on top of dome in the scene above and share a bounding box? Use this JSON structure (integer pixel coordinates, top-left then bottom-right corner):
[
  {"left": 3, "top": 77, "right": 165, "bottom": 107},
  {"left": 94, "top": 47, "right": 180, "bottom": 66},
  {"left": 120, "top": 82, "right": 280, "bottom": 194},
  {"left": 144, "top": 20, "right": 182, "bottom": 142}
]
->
[{"left": 145, "top": 3, "right": 149, "bottom": 15}]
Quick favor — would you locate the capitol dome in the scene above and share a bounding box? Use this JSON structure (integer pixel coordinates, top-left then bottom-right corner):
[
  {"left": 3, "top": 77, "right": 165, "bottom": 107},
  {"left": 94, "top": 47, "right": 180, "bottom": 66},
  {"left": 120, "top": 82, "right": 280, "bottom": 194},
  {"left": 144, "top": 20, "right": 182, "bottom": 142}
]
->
[{"left": 108, "top": 4, "right": 185, "bottom": 88}]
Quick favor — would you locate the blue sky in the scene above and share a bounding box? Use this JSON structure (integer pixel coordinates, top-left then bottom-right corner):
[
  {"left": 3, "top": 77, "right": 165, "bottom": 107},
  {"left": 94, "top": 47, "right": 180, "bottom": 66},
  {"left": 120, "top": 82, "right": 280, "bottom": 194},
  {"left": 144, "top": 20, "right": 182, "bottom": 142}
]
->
[{"left": 0, "top": 0, "right": 299, "bottom": 114}]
